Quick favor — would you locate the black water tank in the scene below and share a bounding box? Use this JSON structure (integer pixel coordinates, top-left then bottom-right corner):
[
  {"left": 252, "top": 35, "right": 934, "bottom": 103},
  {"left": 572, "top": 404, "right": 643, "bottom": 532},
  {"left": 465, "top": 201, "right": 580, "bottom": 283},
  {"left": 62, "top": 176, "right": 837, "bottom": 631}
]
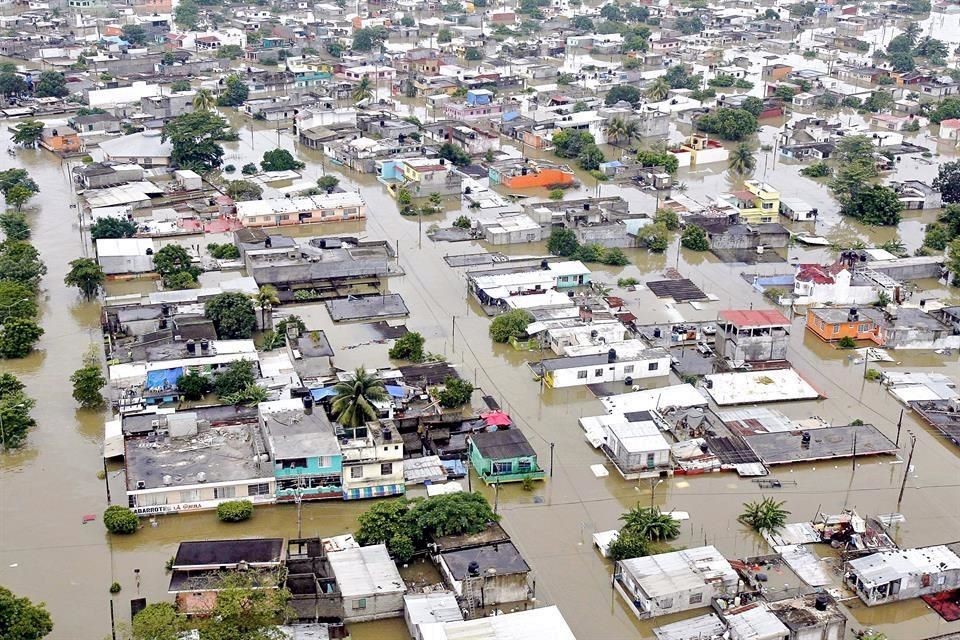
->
[
  {"left": 624, "top": 376, "right": 633, "bottom": 386},
  {"left": 200, "top": 338, "right": 210, "bottom": 352},
  {"left": 541, "top": 259, "right": 549, "bottom": 270},
  {"left": 608, "top": 348, "right": 617, "bottom": 363},
  {"left": 653, "top": 328, "right": 662, "bottom": 338},
  {"left": 815, "top": 594, "right": 829, "bottom": 611},
  {"left": 468, "top": 561, "right": 480, "bottom": 576},
  {"left": 186, "top": 339, "right": 196, "bottom": 354}
]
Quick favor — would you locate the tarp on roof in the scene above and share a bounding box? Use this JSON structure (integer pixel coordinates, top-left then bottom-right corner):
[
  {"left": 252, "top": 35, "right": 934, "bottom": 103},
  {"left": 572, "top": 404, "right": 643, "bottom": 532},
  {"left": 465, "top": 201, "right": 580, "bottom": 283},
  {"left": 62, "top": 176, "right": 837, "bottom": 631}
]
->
[
  {"left": 384, "top": 384, "right": 405, "bottom": 398},
  {"left": 145, "top": 367, "right": 183, "bottom": 390},
  {"left": 481, "top": 410, "right": 511, "bottom": 427},
  {"left": 310, "top": 387, "right": 338, "bottom": 401}
]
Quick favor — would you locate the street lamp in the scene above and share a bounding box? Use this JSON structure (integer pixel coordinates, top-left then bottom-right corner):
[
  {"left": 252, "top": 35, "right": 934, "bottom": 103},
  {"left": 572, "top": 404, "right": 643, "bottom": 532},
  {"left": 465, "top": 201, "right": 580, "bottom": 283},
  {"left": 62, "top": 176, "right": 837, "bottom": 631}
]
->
[{"left": 648, "top": 478, "right": 664, "bottom": 509}]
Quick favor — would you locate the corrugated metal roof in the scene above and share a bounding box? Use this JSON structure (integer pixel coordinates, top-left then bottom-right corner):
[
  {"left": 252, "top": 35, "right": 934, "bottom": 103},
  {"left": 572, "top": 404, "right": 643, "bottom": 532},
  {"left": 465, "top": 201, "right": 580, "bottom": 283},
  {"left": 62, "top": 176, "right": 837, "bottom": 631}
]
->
[{"left": 327, "top": 544, "right": 404, "bottom": 598}]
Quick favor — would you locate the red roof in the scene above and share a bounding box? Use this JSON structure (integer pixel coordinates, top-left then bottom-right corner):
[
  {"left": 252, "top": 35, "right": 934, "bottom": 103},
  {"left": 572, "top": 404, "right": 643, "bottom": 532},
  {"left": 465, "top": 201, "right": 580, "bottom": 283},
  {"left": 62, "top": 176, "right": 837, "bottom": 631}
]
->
[
  {"left": 480, "top": 410, "right": 511, "bottom": 427},
  {"left": 939, "top": 118, "right": 960, "bottom": 128},
  {"left": 718, "top": 309, "right": 790, "bottom": 327},
  {"left": 796, "top": 262, "right": 845, "bottom": 284}
]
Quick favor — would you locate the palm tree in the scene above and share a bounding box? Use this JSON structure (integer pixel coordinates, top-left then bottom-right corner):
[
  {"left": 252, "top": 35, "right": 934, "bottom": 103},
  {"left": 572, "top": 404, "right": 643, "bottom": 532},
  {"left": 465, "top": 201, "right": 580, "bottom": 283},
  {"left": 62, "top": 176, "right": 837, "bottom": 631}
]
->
[
  {"left": 606, "top": 117, "right": 640, "bottom": 148},
  {"left": 620, "top": 506, "right": 681, "bottom": 541},
  {"left": 904, "top": 22, "right": 922, "bottom": 47},
  {"left": 193, "top": 88, "right": 216, "bottom": 112},
  {"left": 728, "top": 142, "right": 756, "bottom": 176},
  {"left": 352, "top": 77, "right": 374, "bottom": 103},
  {"left": 331, "top": 367, "right": 388, "bottom": 428},
  {"left": 739, "top": 497, "right": 790, "bottom": 534},
  {"left": 253, "top": 285, "right": 279, "bottom": 329},
  {"left": 645, "top": 77, "right": 670, "bottom": 102}
]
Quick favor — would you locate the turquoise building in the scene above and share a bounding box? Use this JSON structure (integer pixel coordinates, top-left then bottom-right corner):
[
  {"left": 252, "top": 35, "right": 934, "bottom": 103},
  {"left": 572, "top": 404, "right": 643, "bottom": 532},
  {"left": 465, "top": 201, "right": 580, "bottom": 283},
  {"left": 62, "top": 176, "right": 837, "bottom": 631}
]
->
[
  {"left": 468, "top": 429, "right": 545, "bottom": 485},
  {"left": 260, "top": 403, "right": 343, "bottom": 500}
]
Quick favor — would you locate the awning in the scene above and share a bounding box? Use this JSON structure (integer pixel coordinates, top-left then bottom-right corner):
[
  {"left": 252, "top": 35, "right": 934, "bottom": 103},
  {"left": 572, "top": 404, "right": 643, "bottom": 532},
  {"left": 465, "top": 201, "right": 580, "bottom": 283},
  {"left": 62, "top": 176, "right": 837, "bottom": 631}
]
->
[
  {"left": 310, "top": 387, "right": 338, "bottom": 401},
  {"left": 145, "top": 367, "right": 183, "bottom": 390},
  {"left": 384, "top": 384, "right": 405, "bottom": 398},
  {"left": 481, "top": 410, "right": 511, "bottom": 427}
]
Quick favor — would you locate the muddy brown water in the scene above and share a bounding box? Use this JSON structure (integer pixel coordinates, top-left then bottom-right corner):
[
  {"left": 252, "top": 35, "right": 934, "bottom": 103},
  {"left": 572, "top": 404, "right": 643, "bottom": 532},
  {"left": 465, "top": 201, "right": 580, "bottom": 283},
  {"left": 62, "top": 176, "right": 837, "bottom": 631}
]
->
[{"left": 1, "top": 90, "right": 960, "bottom": 639}]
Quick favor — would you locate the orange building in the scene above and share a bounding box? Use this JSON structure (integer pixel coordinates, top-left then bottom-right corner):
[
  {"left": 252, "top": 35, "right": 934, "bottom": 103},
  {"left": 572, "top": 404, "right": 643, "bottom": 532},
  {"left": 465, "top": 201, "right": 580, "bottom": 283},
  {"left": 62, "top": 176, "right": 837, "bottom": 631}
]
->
[
  {"left": 40, "top": 126, "right": 81, "bottom": 155},
  {"left": 488, "top": 160, "right": 575, "bottom": 189},
  {"left": 806, "top": 307, "right": 884, "bottom": 344}
]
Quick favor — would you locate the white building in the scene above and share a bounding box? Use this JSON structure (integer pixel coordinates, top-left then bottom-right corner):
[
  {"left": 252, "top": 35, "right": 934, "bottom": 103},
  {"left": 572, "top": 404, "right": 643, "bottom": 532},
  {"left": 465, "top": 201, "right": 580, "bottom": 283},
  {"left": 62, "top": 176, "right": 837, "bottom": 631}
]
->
[
  {"left": 87, "top": 81, "right": 161, "bottom": 108},
  {"left": 327, "top": 544, "right": 406, "bottom": 622},
  {"left": 424, "top": 606, "right": 577, "bottom": 640},
  {"left": 95, "top": 237, "right": 155, "bottom": 275},
  {"left": 537, "top": 340, "right": 670, "bottom": 389},
  {"left": 340, "top": 423, "right": 405, "bottom": 500},
  {"left": 99, "top": 130, "right": 173, "bottom": 167},
  {"left": 615, "top": 546, "right": 739, "bottom": 619},
  {"left": 846, "top": 545, "right": 960, "bottom": 606},
  {"left": 234, "top": 192, "right": 366, "bottom": 228},
  {"left": 793, "top": 263, "right": 882, "bottom": 306},
  {"left": 545, "top": 322, "right": 629, "bottom": 355},
  {"left": 403, "top": 592, "right": 463, "bottom": 640},
  {"left": 579, "top": 412, "right": 672, "bottom": 479}
]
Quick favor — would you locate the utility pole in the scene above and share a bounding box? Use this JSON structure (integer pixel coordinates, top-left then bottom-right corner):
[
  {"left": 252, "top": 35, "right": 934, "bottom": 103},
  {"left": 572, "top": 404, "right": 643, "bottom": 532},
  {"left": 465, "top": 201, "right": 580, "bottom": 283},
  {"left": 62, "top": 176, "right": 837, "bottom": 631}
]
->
[
  {"left": 451, "top": 315, "right": 457, "bottom": 352},
  {"left": 897, "top": 433, "right": 917, "bottom": 508},
  {"left": 851, "top": 430, "right": 857, "bottom": 473},
  {"left": 895, "top": 409, "right": 903, "bottom": 446},
  {"left": 549, "top": 442, "right": 555, "bottom": 477}
]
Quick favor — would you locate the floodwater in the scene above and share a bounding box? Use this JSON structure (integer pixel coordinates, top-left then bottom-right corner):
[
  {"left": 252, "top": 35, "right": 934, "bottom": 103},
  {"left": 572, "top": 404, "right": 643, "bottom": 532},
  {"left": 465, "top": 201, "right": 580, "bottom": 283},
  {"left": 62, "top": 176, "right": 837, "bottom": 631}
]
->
[{"left": 2, "top": 69, "right": 960, "bottom": 640}]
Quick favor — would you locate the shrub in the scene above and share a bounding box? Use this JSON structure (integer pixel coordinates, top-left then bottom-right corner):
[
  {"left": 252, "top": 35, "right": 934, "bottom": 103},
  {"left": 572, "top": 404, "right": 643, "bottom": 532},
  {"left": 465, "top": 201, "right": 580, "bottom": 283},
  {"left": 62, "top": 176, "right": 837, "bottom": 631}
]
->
[
  {"left": 109, "top": 582, "right": 121, "bottom": 594},
  {"left": 437, "top": 376, "right": 474, "bottom": 408},
  {"left": 521, "top": 476, "right": 535, "bottom": 491},
  {"left": 452, "top": 215, "right": 471, "bottom": 229},
  {"left": 241, "top": 163, "right": 257, "bottom": 175},
  {"left": 389, "top": 331, "right": 425, "bottom": 362},
  {"left": 104, "top": 505, "right": 139, "bottom": 534},
  {"left": 608, "top": 531, "right": 649, "bottom": 561},
  {"left": 217, "top": 499, "right": 254, "bottom": 522},
  {"left": 601, "top": 247, "right": 629, "bottom": 266},
  {"left": 680, "top": 225, "right": 709, "bottom": 251},
  {"left": 864, "top": 368, "right": 882, "bottom": 381},
  {"left": 548, "top": 188, "right": 564, "bottom": 200},
  {"left": 489, "top": 309, "right": 533, "bottom": 343},
  {"left": 617, "top": 277, "right": 639, "bottom": 287},
  {"left": 800, "top": 162, "right": 831, "bottom": 178},
  {"left": 837, "top": 336, "right": 856, "bottom": 349},
  {"left": 207, "top": 243, "right": 240, "bottom": 260}
]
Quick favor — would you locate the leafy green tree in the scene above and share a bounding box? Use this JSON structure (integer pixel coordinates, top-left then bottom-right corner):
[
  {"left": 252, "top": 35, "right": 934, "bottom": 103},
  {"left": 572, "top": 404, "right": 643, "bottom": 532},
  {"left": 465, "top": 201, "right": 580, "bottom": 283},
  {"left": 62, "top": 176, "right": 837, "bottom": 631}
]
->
[
  {"left": 355, "top": 499, "right": 415, "bottom": 560},
  {"left": 193, "top": 88, "right": 216, "bottom": 112},
  {"left": 552, "top": 130, "right": 594, "bottom": 159},
  {"left": 841, "top": 184, "right": 903, "bottom": 226},
  {"left": 352, "top": 26, "right": 388, "bottom": 51},
  {"left": 0, "top": 240, "right": 46, "bottom": 286},
  {"left": 620, "top": 506, "right": 680, "bottom": 541},
  {"left": 605, "top": 117, "right": 640, "bottom": 148},
  {"left": 914, "top": 36, "right": 949, "bottom": 62},
  {"left": 599, "top": 3, "right": 623, "bottom": 21},
  {"left": 739, "top": 497, "right": 790, "bottom": 534},
  {"left": 930, "top": 97, "right": 960, "bottom": 123},
  {"left": 890, "top": 52, "right": 915, "bottom": 72},
  {"left": 104, "top": 505, "right": 139, "bottom": 534},
  {"left": 64, "top": 257, "right": 105, "bottom": 299},
  {"left": 464, "top": 47, "right": 483, "bottom": 61},
  {"left": 665, "top": 64, "right": 700, "bottom": 89},
  {"left": 578, "top": 144, "right": 605, "bottom": 171},
  {"left": 635, "top": 149, "right": 679, "bottom": 174},
  {"left": 213, "top": 360, "right": 256, "bottom": 397},
  {"left": 438, "top": 142, "right": 471, "bottom": 167},
  {"left": 0, "top": 378, "right": 35, "bottom": 450},
  {"left": 408, "top": 492, "right": 498, "bottom": 538},
  {"left": 0, "top": 281, "right": 36, "bottom": 323},
  {"left": 800, "top": 161, "right": 831, "bottom": 178},
  {"left": 695, "top": 108, "right": 758, "bottom": 141},
  {"left": 923, "top": 223, "right": 952, "bottom": 250},
  {"left": 70, "top": 347, "right": 106, "bottom": 408},
  {"left": 331, "top": 367, "right": 387, "bottom": 428},
  {"left": 197, "top": 573, "right": 290, "bottom": 640},
  {"left": 253, "top": 285, "right": 279, "bottom": 329},
  {"left": 608, "top": 531, "right": 649, "bottom": 561},
  {"left": 34, "top": 71, "right": 68, "bottom": 98},
  {"left": 174, "top": 0, "right": 199, "bottom": 29},
  {"left": 121, "top": 24, "right": 148, "bottom": 45},
  {"left": 4, "top": 185, "right": 34, "bottom": 211},
  {"left": 162, "top": 110, "right": 233, "bottom": 172},
  {"left": 601, "top": 247, "right": 629, "bottom": 266},
  {"left": 933, "top": 161, "right": 960, "bottom": 203},
  {"left": 225, "top": 180, "right": 263, "bottom": 201},
  {"left": 152, "top": 244, "right": 196, "bottom": 284},
  {"left": 437, "top": 28, "right": 452, "bottom": 44},
  {"left": 489, "top": 309, "right": 533, "bottom": 343},
  {"left": 170, "top": 79, "right": 192, "bottom": 93},
  {"left": 571, "top": 15, "right": 593, "bottom": 30},
  {"left": 0, "top": 585, "right": 53, "bottom": 639},
  {"left": 0, "top": 212, "right": 29, "bottom": 241},
  {"left": 177, "top": 369, "right": 213, "bottom": 400},
  {"left": 681, "top": 224, "right": 709, "bottom": 251},
  {"left": 389, "top": 331, "right": 425, "bottom": 361},
  {"left": 0, "top": 318, "right": 43, "bottom": 358},
  {"left": 0, "top": 72, "right": 27, "bottom": 97},
  {"left": 204, "top": 292, "right": 257, "bottom": 339},
  {"left": 604, "top": 85, "right": 642, "bottom": 106},
  {"left": 317, "top": 175, "right": 340, "bottom": 193},
  {"left": 728, "top": 142, "right": 756, "bottom": 176},
  {"left": 547, "top": 228, "right": 579, "bottom": 256},
  {"left": 637, "top": 222, "right": 670, "bottom": 252},
  {"left": 216, "top": 74, "right": 249, "bottom": 107},
  {"left": 131, "top": 602, "right": 181, "bottom": 640},
  {"left": 10, "top": 119, "right": 43, "bottom": 148},
  {"left": 675, "top": 14, "right": 703, "bottom": 34},
  {"left": 437, "top": 376, "right": 474, "bottom": 408},
  {"left": 221, "top": 383, "right": 268, "bottom": 406},
  {"left": 0, "top": 169, "right": 38, "bottom": 200},
  {"left": 90, "top": 216, "right": 137, "bottom": 240},
  {"left": 164, "top": 271, "right": 199, "bottom": 290},
  {"left": 653, "top": 208, "right": 680, "bottom": 230},
  {"left": 207, "top": 243, "right": 240, "bottom": 260},
  {"left": 260, "top": 148, "right": 305, "bottom": 172},
  {"left": 947, "top": 238, "right": 960, "bottom": 286}
]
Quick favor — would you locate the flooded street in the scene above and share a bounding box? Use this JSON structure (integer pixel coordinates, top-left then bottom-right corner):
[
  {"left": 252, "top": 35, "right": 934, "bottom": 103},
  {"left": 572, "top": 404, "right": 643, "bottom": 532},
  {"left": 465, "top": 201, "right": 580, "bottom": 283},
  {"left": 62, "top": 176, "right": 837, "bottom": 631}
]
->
[{"left": 1, "top": 86, "right": 959, "bottom": 640}]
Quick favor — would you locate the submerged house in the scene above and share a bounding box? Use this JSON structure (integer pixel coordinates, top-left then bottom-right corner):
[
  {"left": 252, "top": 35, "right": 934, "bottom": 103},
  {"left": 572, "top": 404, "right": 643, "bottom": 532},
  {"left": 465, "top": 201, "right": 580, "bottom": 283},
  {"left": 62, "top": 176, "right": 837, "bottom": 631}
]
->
[
  {"left": 436, "top": 539, "right": 532, "bottom": 608},
  {"left": 615, "top": 546, "right": 739, "bottom": 619},
  {"left": 715, "top": 309, "right": 791, "bottom": 366},
  {"left": 579, "top": 411, "right": 672, "bottom": 480},
  {"left": 327, "top": 544, "right": 406, "bottom": 621},
  {"left": 846, "top": 544, "right": 960, "bottom": 606},
  {"left": 467, "top": 429, "right": 545, "bottom": 484}
]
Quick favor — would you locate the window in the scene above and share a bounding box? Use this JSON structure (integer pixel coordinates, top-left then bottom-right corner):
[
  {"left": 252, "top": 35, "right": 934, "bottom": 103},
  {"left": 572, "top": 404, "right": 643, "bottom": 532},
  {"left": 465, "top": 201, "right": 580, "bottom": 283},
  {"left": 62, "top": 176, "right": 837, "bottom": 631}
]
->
[
  {"left": 350, "top": 466, "right": 364, "bottom": 479},
  {"left": 518, "top": 459, "right": 532, "bottom": 473},
  {"left": 179, "top": 489, "right": 199, "bottom": 503},
  {"left": 595, "top": 368, "right": 603, "bottom": 377},
  {"left": 648, "top": 362, "right": 659, "bottom": 371},
  {"left": 623, "top": 365, "right": 635, "bottom": 374},
  {"left": 492, "top": 461, "right": 512, "bottom": 475},
  {"left": 353, "top": 598, "right": 367, "bottom": 610},
  {"left": 380, "top": 463, "right": 393, "bottom": 476},
  {"left": 214, "top": 486, "right": 236, "bottom": 500},
  {"left": 646, "top": 453, "right": 655, "bottom": 468},
  {"left": 832, "top": 324, "right": 840, "bottom": 334},
  {"left": 859, "top": 323, "right": 870, "bottom": 333},
  {"left": 659, "top": 597, "right": 674, "bottom": 609},
  {"left": 281, "top": 458, "right": 308, "bottom": 470},
  {"left": 247, "top": 483, "right": 270, "bottom": 496},
  {"left": 688, "top": 593, "right": 703, "bottom": 604},
  {"left": 577, "top": 371, "right": 588, "bottom": 379}
]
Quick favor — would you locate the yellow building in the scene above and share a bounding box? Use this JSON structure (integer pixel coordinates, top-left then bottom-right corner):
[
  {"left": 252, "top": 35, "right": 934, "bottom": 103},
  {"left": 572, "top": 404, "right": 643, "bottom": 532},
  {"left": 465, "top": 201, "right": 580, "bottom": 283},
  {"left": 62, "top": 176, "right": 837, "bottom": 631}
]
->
[{"left": 720, "top": 179, "right": 780, "bottom": 224}]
